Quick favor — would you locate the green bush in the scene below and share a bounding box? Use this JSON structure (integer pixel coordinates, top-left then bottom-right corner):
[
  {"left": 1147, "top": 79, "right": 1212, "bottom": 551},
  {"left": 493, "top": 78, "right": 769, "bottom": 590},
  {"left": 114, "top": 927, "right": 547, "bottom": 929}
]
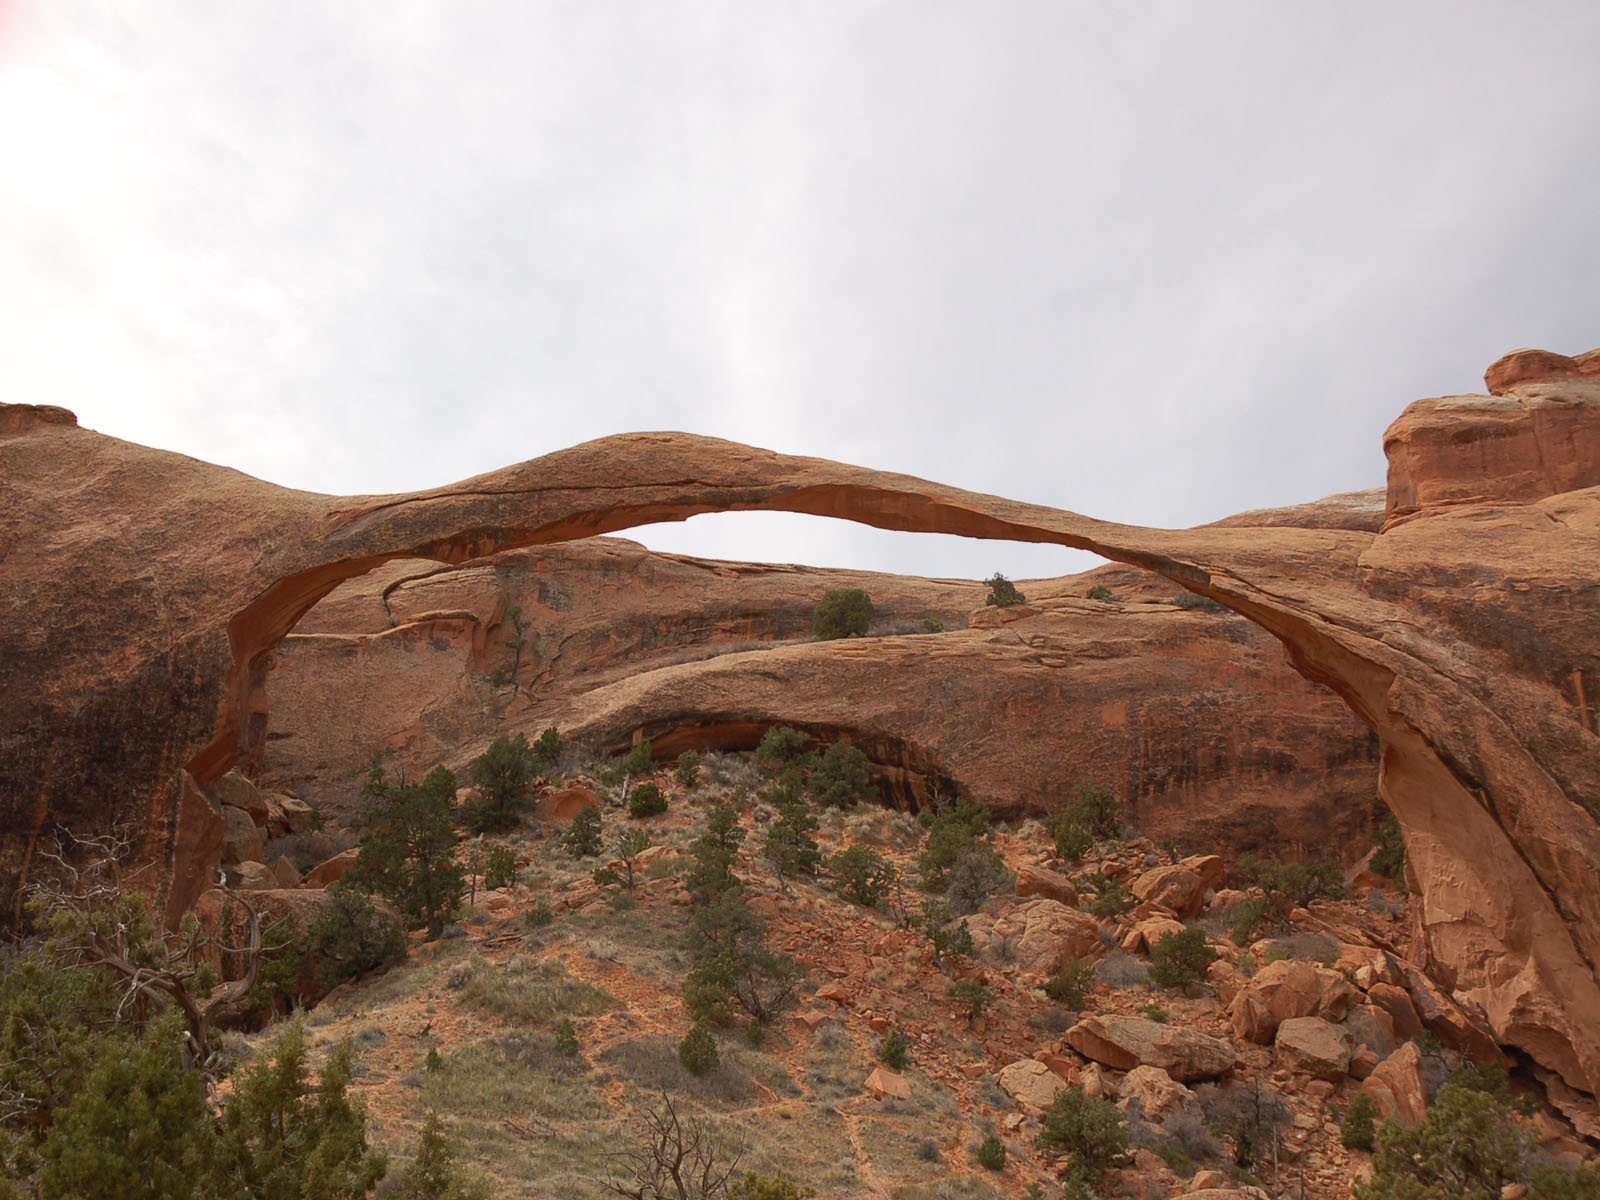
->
[
  {"left": 947, "top": 978, "right": 993, "bottom": 1026},
  {"left": 553, "top": 1018, "right": 580, "bottom": 1057},
  {"left": 347, "top": 766, "right": 465, "bottom": 938},
  {"left": 1228, "top": 896, "right": 1272, "bottom": 946},
  {"left": 264, "top": 884, "right": 405, "bottom": 997},
  {"left": 1371, "top": 812, "right": 1406, "bottom": 884},
  {"left": 461, "top": 733, "right": 539, "bottom": 833},
  {"left": 916, "top": 799, "right": 991, "bottom": 891},
  {"left": 1071, "top": 780, "right": 1120, "bottom": 839},
  {"left": 628, "top": 782, "right": 668, "bottom": 818},
  {"left": 1049, "top": 814, "right": 1092, "bottom": 864},
  {"left": 813, "top": 588, "right": 873, "bottom": 639},
  {"left": 761, "top": 795, "right": 821, "bottom": 887},
  {"left": 877, "top": 1030, "right": 907, "bottom": 1070},
  {"left": 808, "top": 742, "right": 877, "bottom": 808},
  {"left": 1035, "top": 1089, "right": 1130, "bottom": 1184},
  {"left": 728, "top": 1173, "right": 815, "bottom": 1200},
  {"left": 1083, "top": 874, "right": 1131, "bottom": 917},
  {"left": 975, "top": 1133, "right": 1006, "bottom": 1170},
  {"left": 563, "top": 805, "right": 603, "bottom": 858},
  {"left": 678, "top": 1025, "right": 719, "bottom": 1076},
  {"left": 983, "top": 573, "right": 1026, "bottom": 608},
  {"left": 686, "top": 801, "right": 746, "bottom": 902},
  {"left": 674, "top": 749, "right": 702, "bottom": 790},
  {"left": 755, "top": 726, "right": 812, "bottom": 769},
  {"left": 389, "top": 1112, "right": 490, "bottom": 1200},
  {"left": 621, "top": 740, "right": 655, "bottom": 776},
  {"left": 1044, "top": 960, "right": 1095, "bottom": 1010},
  {"left": 1353, "top": 1080, "right": 1535, "bottom": 1200},
  {"left": 1085, "top": 585, "right": 1114, "bottom": 601},
  {"left": 920, "top": 617, "right": 944, "bottom": 633},
  {"left": 532, "top": 725, "right": 563, "bottom": 768},
  {"left": 483, "top": 845, "right": 517, "bottom": 891},
  {"left": 1148, "top": 928, "right": 1217, "bottom": 991},
  {"left": 1340, "top": 1092, "right": 1377, "bottom": 1151},
  {"left": 1142, "top": 1001, "right": 1171, "bottom": 1023},
  {"left": 921, "top": 901, "right": 974, "bottom": 968},
  {"left": 828, "top": 845, "right": 895, "bottom": 907},
  {"left": 943, "top": 848, "right": 1012, "bottom": 915}
]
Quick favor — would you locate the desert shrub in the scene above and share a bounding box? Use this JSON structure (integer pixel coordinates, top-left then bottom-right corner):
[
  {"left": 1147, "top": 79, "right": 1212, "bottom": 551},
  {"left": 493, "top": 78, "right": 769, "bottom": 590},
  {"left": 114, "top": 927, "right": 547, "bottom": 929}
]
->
[
  {"left": 1148, "top": 928, "right": 1217, "bottom": 991},
  {"left": 1234, "top": 854, "right": 1345, "bottom": 906},
  {"left": 1049, "top": 814, "right": 1093, "bottom": 864},
  {"left": 828, "top": 845, "right": 895, "bottom": 907},
  {"left": 1035, "top": 1089, "right": 1130, "bottom": 1184},
  {"left": 1371, "top": 812, "right": 1406, "bottom": 884},
  {"left": 916, "top": 799, "right": 991, "bottom": 891},
  {"left": 678, "top": 1025, "right": 719, "bottom": 1076},
  {"left": 1094, "top": 951, "right": 1149, "bottom": 990},
  {"left": 755, "top": 726, "right": 812, "bottom": 770},
  {"left": 389, "top": 1112, "right": 490, "bottom": 1200},
  {"left": 1141, "top": 1001, "right": 1170, "bottom": 1023},
  {"left": 1195, "top": 1078, "right": 1290, "bottom": 1169},
  {"left": 975, "top": 1134, "right": 1006, "bottom": 1170},
  {"left": 683, "top": 891, "right": 798, "bottom": 1025},
  {"left": 877, "top": 1030, "right": 908, "bottom": 1070},
  {"left": 563, "top": 805, "right": 603, "bottom": 858},
  {"left": 1228, "top": 896, "right": 1272, "bottom": 945},
  {"left": 1071, "top": 780, "right": 1120, "bottom": 839},
  {"left": 947, "top": 978, "right": 993, "bottom": 1025},
  {"left": 1353, "top": 1080, "right": 1537, "bottom": 1200},
  {"left": 263, "top": 884, "right": 405, "bottom": 997},
  {"left": 482, "top": 845, "right": 517, "bottom": 891},
  {"left": 813, "top": 587, "right": 873, "bottom": 639},
  {"left": 808, "top": 742, "right": 877, "bottom": 808},
  {"left": 943, "top": 847, "right": 1012, "bottom": 915},
  {"left": 1083, "top": 873, "right": 1131, "bottom": 918},
  {"left": 920, "top": 900, "right": 974, "bottom": 968},
  {"left": 458, "top": 956, "right": 613, "bottom": 1026},
  {"left": 984, "top": 573, "right": 1026, "bottom": 608},
  {"left": 531, "top": 725, "right": 563, "bottom": 767},
  {"left": 1044, "top": 960, "right": 1095, "bottom": 1009},
  {"left": 524, "top": 900, "right": 554, "bottom": 929},
  {"left": 627, "top": 782, "right": 667, "bottom": 819},
  {"left": 761, "top": 795, "right": 821, "bottom": 888},
  {"left": 728, "top": 1173, "right": 815, "bottom": 1200},
  {"left": 674, "top": 750, "right": 702, "bottom": 790},
  {"left": 920, "top": 617, "right": 944, "bottom": 633},
  {"left": 461, "top": 732, "right": 539, "bottom": 833},
  {"left": 553, "top": 1018, "right": 580, "bottom": 1057},
  {"left": 1340, "top": 1092, "right": 1377, "bottom": 1151},
  {"left": 1085, "top": 585, "right": 1114, "bottom": 602},
  {"left": 347, "top": 766, "right": 465, "bottom": 938},
  {"left": 686, "top": 801, "right": 747, "bottom": 902},
  {"left": 216, "top": 1019, "right": 387, "bottom": 1200},
  {"left": 1173, "top": 591, "right": 1229, "bottom": 613}
]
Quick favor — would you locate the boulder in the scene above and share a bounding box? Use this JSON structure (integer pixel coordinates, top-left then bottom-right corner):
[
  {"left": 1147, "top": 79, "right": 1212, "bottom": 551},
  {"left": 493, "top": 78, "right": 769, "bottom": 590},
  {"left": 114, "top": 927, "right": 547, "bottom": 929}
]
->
[
  {"left": 264, "top": 793, "right": 315, "bottom": 837},
  {"left": 974, "top": 899, "right": 1103, "bottom": 976},
  {"left": 1066, "top": 1015, "right": 1238, "bottom": 1082},
  {"left": 1229, "top": 959, "right": 1359, "bottom": 1043},
  {"left": 1335, "top": 943, "right": 1405, "bottom": 991},
  {"left": 304, "top": 847, "right": 360, "bottom": 889},
  {"left": 1131, "top": 865, "right": 1207, "bottom": 918},
  {"left": 1117, "top": 1064, "right": 1201, "bottom": 1124},
  {"left": 228, "top": 860, "right": 278, "bottom": 891},
  {"left": 536, "top": 783, "right": 600, "bottom": 825},
  {"left": 1366, "top": 982, "right": 1425, "bottom": 1040},
  {"left": 1344, "top": 1002, "right": 1399, "bottom": 1059},
  {"left": 998, "top": 1058, "right": 1068, "bottom": 1115},
  {"left": 1402, "top": 965, "right": 1507, "bottom": 1066},
  {"left": 1016, "top": 863, "right": 1078, "bottom": 906},
  {"left": 1180, "top": 854, "right": 1228, "bottom": 893},
  {"left": 216, "top": 772, "right": 269, "bottom": 826},
  {"left": 220, "top": 804, "right": 267, "bottom": 865},
  {"left": 268, "top": 855, "right": 300, "bottom": 889},
  {"left": 1274, "top": 1016, "right": 1353, "bottom": 1080},
  {"left": 1361, "top": 1042, "right": 1428, "bottom": 1126},
  {"left": 1123, "top": 915, "right": 1188, "bottom": 955},
  {"left": 864, "top": 1066, "right": 911, "bottom": 1101}
]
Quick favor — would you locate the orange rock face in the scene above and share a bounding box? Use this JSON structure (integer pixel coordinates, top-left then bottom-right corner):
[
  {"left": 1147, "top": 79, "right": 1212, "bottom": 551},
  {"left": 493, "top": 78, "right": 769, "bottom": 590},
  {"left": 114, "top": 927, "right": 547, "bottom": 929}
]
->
[{"left": 2, "top": 346, "right": 1599, "bottom": 1097}]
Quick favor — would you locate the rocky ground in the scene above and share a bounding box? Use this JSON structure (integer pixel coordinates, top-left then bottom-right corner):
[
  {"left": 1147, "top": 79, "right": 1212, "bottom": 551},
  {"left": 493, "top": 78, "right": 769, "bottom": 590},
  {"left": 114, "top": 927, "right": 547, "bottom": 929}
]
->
[{"left": 226, "top": 751, "right": 1597, "bottom": 1200}]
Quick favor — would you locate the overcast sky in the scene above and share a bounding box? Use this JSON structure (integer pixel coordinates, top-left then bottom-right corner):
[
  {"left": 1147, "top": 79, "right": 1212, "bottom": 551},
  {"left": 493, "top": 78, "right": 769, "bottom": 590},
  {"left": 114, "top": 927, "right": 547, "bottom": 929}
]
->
[{"left": 3, "top": 2, "right": 1597, "bottom": 580}]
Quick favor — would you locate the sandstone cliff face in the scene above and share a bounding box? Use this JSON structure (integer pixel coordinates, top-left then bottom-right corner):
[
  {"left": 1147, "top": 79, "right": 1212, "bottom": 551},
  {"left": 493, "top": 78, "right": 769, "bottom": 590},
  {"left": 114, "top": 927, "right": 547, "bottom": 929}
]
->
[
  {"left": 260, "top": 536, "right": 1381, "bottom": 857},
  {"left": 1, "top": 346, "right": 1597, "bottom": 1095}
]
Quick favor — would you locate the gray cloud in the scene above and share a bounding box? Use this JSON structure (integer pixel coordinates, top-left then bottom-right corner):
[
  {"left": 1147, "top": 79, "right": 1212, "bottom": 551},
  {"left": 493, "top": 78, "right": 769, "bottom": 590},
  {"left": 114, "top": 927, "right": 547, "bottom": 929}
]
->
[{"left": 3, "top": 1, "right": 1597, "bottom": 580}]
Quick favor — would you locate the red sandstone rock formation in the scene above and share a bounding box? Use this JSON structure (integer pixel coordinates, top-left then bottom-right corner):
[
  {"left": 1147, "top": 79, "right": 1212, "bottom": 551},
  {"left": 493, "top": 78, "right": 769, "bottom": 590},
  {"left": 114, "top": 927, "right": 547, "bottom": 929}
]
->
[
  {"left": 259, "top": 536, "right": 1380, "bottom": 856},
  {"left": 1, "top": 345, "right": 1597, "bottom": 1095}
]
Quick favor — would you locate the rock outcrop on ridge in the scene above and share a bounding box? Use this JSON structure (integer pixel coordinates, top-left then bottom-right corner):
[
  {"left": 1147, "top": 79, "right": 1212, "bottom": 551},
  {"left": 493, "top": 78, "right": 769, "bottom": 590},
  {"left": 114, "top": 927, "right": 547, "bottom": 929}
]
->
[
  {"left": 260, "top": 534, "right": 1381, "bottom": 854},
  {"left": 1, "top": 347, "right": 1597, "bottom": 1097}
]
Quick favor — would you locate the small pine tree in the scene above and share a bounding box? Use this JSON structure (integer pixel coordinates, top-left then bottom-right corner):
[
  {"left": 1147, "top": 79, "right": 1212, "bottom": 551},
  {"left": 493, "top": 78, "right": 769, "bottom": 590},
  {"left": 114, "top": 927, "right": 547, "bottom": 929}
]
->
[
  {"left": 1371, "top": 812, "right": 1406, "bottom": 884},
  {"left": 674, "top": 750, "right": 702, "bottom": 790},
  {"left": 828, "top": 845, "right": 895, "bottom": 907},
  {"left": 686, "top": 801, "right": 746, "bottom": 902},
  {"left": 761, "top": 796, "right": 821, "bottom": 890},
  {"left": 812, "top": 588, "right": 873, "bottom": 639},
  {"left": 390, "top": 1112, "right": 490, "bottom": 1200},
  {"left": 628, "top": 782, "right": 668, "bottom": 818},
  {"left": 347, "top": 765, "right": 465, "bottom": 938},
  {"left": 483, "top": 845, "right": 517, "bottom": 890},
  {"left": 1044, "top": 960, "right": 1095, "bottom": 1009},
  {"left": 877, "top": 1030, "right": 907, "bottom": 1070},
  {"left": 678, "top": 1025, "right": 719, "bottom": 1076},
  {"left": 532, "top": 725, "right": 563, "bottom": 768},
  {"left": 563, "top": 805, "right": 603, "bottom": 858},
  {"left": 947, "top": 978, "right": 993, "bottom": 1026},
  {"left": 808, "top": 742, "right": 877, "bottom": 808},
  {"left": 1035, "top": 1089, "right": 1130, "bottom": 1186},
  {"left": 1085, "top": 585, "right": 1114, "bottom": 602},
  {"left": 975, "top": 1133, "right": 1006, "bottom": 1171},
  {"left": 463, "top": 733, "right": 538, "bottom": 833},
  {"left": 755, "top": 726, "right": 812, "bottom": 770},
  {"left": 1340, "top": 1092, "right": 1377, "bottom": 1151},
  {"left": 1148, "top": 928, "right": 1217, "bottom": 991}
]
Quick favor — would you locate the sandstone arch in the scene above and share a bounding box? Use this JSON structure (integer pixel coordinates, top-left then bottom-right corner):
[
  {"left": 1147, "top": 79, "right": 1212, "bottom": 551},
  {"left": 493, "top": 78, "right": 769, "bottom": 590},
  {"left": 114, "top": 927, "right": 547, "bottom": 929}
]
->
[{"left": 2, "top": 350, "right": 1597, "bottom": 1094}]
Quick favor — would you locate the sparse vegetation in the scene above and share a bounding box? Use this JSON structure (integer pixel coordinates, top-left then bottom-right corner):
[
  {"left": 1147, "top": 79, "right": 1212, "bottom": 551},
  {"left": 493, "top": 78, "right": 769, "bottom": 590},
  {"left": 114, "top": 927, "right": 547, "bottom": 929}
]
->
[
  {"left": 675, "top": 749, "right": 703, "bottom": 790},
  {"left": 1086, "top": 585, "right": 1114, "bottom": 601},
  {"left": 946, "top": 978, "right": 993, "bottom": 1026},
  {"left": 877, "top": 1030, "right": 908, "bottom": 1070},
  {"left": 563, "top": 804, "right": 604, "bottom": 858},
  {"left": 1148, "top": 928, "right": 1217, "bottom": 991},
  {"left": 678, "top": 1024, "right": 720, "bottom": 1076},
  {"left": 347, "top": 765, "right": 466, "bottom": 938},
  {"left": 983, "top": 573, "right": 1026, "bottom": 608},
  {"left": 1035, "top": 1089, "right": 1130, "bottom": 1186},
  {"left": 1372, "top": 811, "right": 1406, "bottom": 884},
  {"left": 828, "top": 845, "right": 896, "bottom": 907},
  {"left": 1044, "top": 960, "right": 1095, "bottom": 1009},
  {"left": 812, "top": 587, "right": 874, "bottom": 639},
  {"left": 461, "top": 732, "right": 540, "bottom": 833},
  {"left": 975, "top": 1133, "right": 1006, "bottom": 1170},
  {"left": 483, "top": 844, "right": 517, "bottom": 890},
  {"left": 919, "top": 617, "right": 944, "bottom": 633}
]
